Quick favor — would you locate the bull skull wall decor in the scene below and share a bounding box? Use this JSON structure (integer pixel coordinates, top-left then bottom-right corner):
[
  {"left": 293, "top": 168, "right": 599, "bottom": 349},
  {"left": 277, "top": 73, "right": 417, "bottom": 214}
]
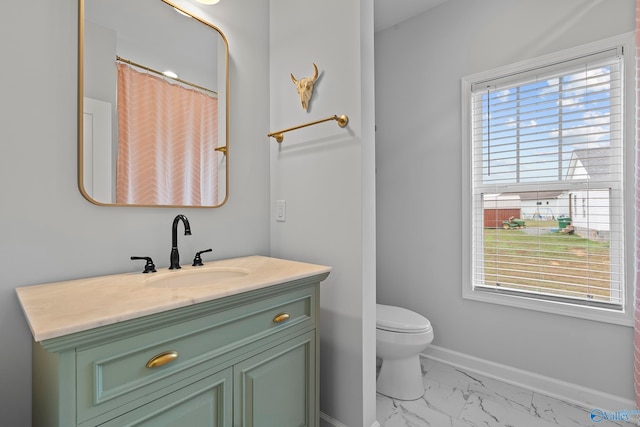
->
[{"left": 291, "top": 63, "right": 319, "bottom": 111}]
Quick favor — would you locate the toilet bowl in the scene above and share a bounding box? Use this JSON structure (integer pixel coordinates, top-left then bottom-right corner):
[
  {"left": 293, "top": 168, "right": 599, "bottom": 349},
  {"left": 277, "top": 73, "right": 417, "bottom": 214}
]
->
[{"left": 376, "top": 303, "right": 434, "bottom": 400}]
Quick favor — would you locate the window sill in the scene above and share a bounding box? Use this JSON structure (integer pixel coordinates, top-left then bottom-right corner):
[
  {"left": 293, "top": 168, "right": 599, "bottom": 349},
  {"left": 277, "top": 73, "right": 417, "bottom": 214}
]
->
[{"left": 462, "top": 285, "right": 633, "bottom": 327}]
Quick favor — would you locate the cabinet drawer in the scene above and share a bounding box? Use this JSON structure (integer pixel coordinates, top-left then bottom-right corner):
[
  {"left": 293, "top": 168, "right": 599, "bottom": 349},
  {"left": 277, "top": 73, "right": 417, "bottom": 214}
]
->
[{"left": 76, "top": 285, "right": 316, "bottom": 424}]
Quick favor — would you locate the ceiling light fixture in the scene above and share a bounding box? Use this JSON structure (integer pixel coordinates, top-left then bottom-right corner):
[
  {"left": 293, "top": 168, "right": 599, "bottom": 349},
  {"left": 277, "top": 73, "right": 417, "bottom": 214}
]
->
[{"left": 163, "top": 70, "right": 179, "bottom": 79}]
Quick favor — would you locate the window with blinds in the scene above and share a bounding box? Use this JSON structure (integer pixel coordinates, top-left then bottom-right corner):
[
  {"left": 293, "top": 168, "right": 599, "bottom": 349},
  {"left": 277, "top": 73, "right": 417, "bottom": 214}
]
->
[{"left": 467, "top": 46, "right": 625, "bottom": 310}]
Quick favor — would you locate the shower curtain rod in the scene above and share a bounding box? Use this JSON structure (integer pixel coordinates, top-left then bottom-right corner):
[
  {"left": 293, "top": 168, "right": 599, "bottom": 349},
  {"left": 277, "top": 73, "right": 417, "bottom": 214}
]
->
[{"left": 116, "top": 56, "right": 218, "bottom": 97}]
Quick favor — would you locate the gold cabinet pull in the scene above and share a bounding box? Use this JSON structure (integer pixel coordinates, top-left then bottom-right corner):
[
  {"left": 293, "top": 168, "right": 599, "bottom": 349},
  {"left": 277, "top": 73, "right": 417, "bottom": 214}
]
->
[
  {"left": 272, "top": 312, "right": 291, "bottom": 324},
  {"left": 146, "top": 351, "right": 179, "bottom": 368}
]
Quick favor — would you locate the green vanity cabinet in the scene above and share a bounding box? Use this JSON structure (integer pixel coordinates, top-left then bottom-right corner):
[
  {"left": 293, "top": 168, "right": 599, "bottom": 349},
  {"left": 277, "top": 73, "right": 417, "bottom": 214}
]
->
[{"left": 31, "top": 276, "right": 324, "bottom": 427}]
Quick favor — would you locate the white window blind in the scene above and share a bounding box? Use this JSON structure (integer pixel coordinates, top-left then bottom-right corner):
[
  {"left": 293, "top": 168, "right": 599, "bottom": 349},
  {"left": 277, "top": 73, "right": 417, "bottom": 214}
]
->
[{"left": 470, "top": 48, "right": 624, "bottom": 309}]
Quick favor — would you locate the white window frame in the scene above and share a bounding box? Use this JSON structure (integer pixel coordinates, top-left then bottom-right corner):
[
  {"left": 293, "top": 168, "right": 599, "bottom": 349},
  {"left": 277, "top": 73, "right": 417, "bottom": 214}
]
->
[{"left": 461, "top": 33, "right": 635, "bottom": 326}]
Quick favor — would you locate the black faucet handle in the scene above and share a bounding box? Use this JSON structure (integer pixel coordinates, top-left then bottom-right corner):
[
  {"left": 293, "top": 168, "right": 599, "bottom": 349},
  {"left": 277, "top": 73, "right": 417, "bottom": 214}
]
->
[
  {"left": 131, "top": 256, "right": 157, "bottom": 273},
  {"left": 192, "top": 249, "right": 213, "bottom": 266}
]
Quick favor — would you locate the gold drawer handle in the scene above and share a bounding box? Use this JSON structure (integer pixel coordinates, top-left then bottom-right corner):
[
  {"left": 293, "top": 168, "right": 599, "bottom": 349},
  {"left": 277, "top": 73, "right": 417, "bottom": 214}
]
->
[
  {"left": 273, "top": 312, "right": 291, "bottom": 324},
  {"left": 146, "top": 351, "right": 179, "bottom": 368}
]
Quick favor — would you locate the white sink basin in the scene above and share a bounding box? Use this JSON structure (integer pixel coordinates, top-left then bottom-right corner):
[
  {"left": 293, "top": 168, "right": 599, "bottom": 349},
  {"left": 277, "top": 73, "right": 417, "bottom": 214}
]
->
[{"left": 145, "top": 267, "right": 249, "bottom": 288}]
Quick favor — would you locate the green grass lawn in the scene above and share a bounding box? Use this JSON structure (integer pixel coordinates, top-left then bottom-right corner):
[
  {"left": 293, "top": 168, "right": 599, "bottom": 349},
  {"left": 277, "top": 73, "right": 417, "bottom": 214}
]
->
[{"left": 482, "top": 225, "right": 611, "bottom": 301}]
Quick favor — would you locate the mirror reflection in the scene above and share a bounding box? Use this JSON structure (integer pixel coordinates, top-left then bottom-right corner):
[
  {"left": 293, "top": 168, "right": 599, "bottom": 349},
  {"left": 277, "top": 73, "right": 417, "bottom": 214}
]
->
[{"left": 79, "top": 0, "right": 229, "bottom": 207}]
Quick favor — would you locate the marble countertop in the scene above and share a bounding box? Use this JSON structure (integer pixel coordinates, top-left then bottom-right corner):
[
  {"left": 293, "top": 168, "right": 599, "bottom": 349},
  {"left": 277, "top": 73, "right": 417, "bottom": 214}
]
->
[{"left": 16, "top": 255, "right": 331, "bottom": 342}]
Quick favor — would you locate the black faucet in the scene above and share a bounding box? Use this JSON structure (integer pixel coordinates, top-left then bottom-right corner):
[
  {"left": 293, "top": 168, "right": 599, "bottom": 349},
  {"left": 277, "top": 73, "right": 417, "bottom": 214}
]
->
[{"left": 169, "top": 214, "right": 192, "bottom": 269}]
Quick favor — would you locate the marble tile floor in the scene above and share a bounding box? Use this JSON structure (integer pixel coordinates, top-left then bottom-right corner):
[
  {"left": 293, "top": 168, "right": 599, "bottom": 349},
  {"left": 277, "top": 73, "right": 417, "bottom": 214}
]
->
[{"left": 376, "top": 357, "right": 638, "bottom": 427}]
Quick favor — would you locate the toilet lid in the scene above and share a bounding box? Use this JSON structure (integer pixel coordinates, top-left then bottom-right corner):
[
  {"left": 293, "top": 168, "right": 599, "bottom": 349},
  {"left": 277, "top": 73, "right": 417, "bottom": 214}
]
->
[{"left": 376, "top": 304, "right": 431, "bottom": 333}]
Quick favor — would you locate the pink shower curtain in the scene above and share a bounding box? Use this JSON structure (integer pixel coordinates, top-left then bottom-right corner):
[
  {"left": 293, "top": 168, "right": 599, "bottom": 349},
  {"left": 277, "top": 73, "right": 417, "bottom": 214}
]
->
[
  {"left": 116, "top": 63, "right": 219, "bottom": 206},
  {"left": 635, "top": 0, "right": 640, "bottom": 410}
]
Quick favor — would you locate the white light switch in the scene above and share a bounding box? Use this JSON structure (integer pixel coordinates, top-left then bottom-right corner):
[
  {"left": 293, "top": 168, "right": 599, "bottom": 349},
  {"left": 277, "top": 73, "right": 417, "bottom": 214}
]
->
[{"left": 276, "top": 200, "right": 286, "bottom": 222}]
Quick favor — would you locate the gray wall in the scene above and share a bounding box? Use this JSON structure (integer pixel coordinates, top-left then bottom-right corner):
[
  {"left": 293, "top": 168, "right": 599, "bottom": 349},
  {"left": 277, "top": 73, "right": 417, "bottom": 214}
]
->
[
  {"left": 269, "top": 1, "right": 376, "bottom": 426},
  {"left": 375, "top": 0, "right": 635, "bottom": 401},
  {"left": 0, "top": 0, "right": 270, "bottom": 425}
]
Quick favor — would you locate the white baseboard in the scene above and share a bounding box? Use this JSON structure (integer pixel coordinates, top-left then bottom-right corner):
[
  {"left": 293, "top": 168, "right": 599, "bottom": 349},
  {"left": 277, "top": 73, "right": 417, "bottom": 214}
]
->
[
  {"left": 422, "top": 345, "right": 636, "bottom": 413},
  {"left": 319, "top": 412, "right": 380, "bottom": 427},
  {"left": 319, "top": 412, "right": 348, "bottom": 427}
]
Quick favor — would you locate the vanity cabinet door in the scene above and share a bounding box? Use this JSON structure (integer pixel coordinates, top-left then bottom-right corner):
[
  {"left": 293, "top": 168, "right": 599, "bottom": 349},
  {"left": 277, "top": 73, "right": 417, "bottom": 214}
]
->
[
  {"left": 233, "top": 331, "right": 317, "bottom": 427},
  {"left": 96, "top": 367, "right": 232, "bottom": 427}
]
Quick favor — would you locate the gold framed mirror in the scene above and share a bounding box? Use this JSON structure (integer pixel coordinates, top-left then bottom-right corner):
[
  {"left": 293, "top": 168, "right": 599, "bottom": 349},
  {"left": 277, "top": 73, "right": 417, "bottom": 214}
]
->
[{"left": 78, "top": 0, "right": 229, "bottom": 207}]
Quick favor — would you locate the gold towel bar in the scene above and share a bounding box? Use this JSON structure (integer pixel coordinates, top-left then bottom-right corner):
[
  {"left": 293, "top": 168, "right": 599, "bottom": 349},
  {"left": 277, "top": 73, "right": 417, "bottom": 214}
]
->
[{"left": 268, "top": 114, "right": 349, "bottom": 143}]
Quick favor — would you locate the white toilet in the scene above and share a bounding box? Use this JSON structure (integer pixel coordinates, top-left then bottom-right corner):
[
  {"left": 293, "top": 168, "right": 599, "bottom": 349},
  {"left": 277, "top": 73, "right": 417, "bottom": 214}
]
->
[{"left": 376, "top": 303, "right": 434, "bottom": 400}]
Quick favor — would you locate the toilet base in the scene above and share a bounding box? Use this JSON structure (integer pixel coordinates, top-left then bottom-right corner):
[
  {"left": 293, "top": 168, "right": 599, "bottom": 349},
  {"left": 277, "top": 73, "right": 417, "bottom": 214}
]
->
[{"left": 376, "top": 354, "right": 424, "bottom": 400}]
